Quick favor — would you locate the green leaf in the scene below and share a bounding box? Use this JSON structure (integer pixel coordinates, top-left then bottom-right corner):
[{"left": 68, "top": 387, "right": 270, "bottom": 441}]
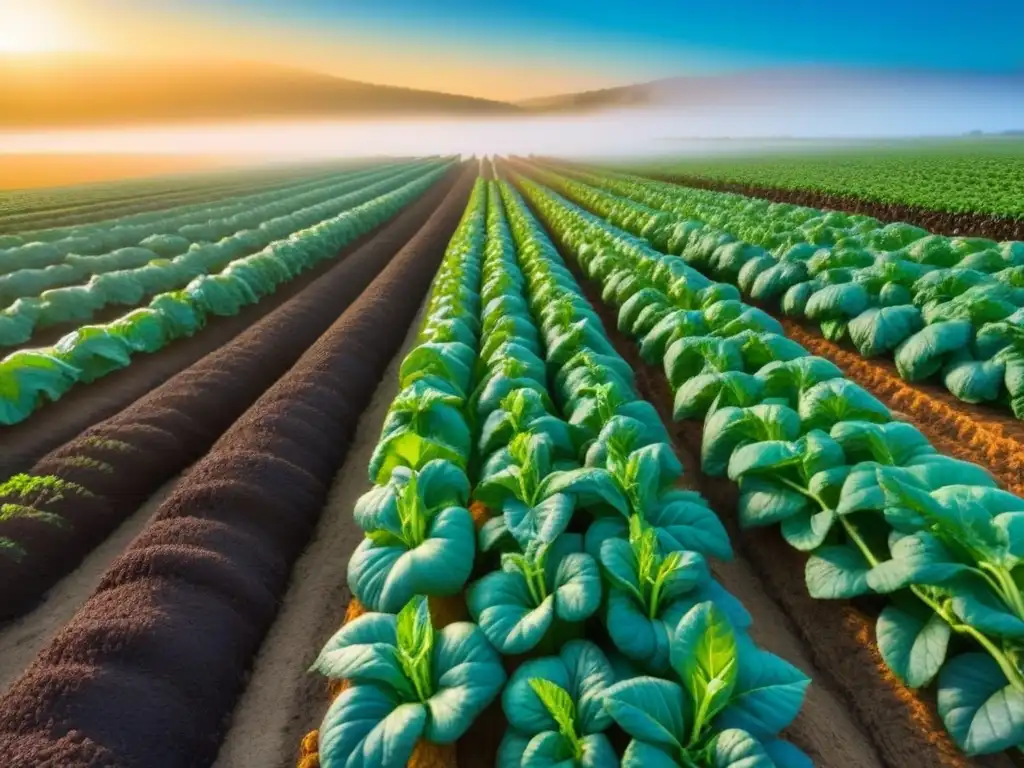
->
[
  {"left": 714, "top": 648, "right": 810, "bottom": 740},
  {"left": 603, "top": 677, "right": 687, "bottom": 750},
  {"left": 948, "top": 578, "right": 1024, "bottom": 639},
  {"left": 467, "top": 569, "right": 555, "bottom": 655},
  {"left": 798, "top": 379, "right": 889, "bottom": 431},
  {"left": 805, "top": 545, "right": 872, "bottom": 599},
  {"left": 396, "top": 595, "right": 434, "bottom": 702},
  {"left": 318, "top": 687, "right": 425, "bottom": 768},
  {"left": 348, "top": 506, "right": 475, "bottom": 612},
  {"left": 672, "top": 602, "right": 739, "bottom": 732},
  {"left": 876, "top": 603, "right": 951, "bottom": 688},
  {"left": 938, "top": 653, "right": 1024, "bottom": 755},
  {"left": 649, "top": 492, "right": 733, "bottom": 561},
  {"left": 736, "top": 476, "right": 811, "bottom": 528},
  {"left": 553, "top": 552, "right": 603, "bottom": 623},
  {"left": 311, "top": 613, "right": 410, "bottom": 697},
  {"left": 711, "top": 728, "right": 774, "bottom": 768},
  {"left": 620, "top": 740, "right": 680, "bottom": 768},
  {"left": 866, "top": 532, "right": 971, "bottom": 593}
]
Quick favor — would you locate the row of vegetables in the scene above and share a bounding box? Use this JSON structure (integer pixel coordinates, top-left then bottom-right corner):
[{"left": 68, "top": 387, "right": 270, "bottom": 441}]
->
[
  {"left": 528, "top": 161, "right": 1024, "bottom": 419},
  {"left": 0, "top": 161, "right": 408, "bottom": 305},
  {"left": 0, "top": 161, "right": 453, "bottom": 426},
  {"left": 0, "top": 160, "right": 444, "bottom": 347},
  {"left": 307, "top": 178, "right": 813, "bottom": 767},
  {"left": 0, "top": 161, "right": 399, "bottom": 266},
  {"left": 511, "top": 166, "right": 1024, "bottom": 757}
]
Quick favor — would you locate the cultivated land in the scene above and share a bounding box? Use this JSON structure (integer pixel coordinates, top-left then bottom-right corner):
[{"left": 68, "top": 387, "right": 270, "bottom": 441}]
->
[
  {"left": 622, "top": 138, "right": 1024, "bottom": 240},
  {"left": 0, "top": 153, "right": 1023, "bottom": 768}
]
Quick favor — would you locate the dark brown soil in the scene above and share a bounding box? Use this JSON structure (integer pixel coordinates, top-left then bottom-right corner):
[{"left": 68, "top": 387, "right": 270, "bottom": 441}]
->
[
  {"left": 0, "top": 164, "right": 464, "bottom": 480},
  {"left": 648, "top": 173, "right": 1024, "bottom": 242},
  {"left": 0, "top": 168, "right": 475, "bottom": 768}
]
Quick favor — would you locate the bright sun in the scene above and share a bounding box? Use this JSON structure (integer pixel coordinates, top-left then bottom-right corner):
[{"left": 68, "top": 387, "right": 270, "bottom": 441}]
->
[{"left": 0, "top": 0, "right": 72, "bottom": 54}]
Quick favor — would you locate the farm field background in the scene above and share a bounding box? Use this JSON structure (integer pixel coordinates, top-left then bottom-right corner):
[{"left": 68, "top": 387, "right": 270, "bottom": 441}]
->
[
  {"left": 0, "top": 151, "right": 1024, "bottom": 768},
  {"left": 622, "top": 138, "right": 1024, "bottom": 218},
  {"left": 3, "top": 0, "right": 1024, "bottom": 766}
]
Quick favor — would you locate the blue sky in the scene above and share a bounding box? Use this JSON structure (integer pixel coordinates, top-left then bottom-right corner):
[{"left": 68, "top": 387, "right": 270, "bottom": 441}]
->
[{"left": 175, "top": 0, "right": 1023, "bottom": 79}]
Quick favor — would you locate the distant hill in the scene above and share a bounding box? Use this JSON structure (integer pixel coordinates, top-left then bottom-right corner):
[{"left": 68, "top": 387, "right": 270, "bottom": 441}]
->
[
  {"left": 521, "top": 67, "right": 1024, "bottom": 113},
  {"left": 0, "top": 55, "right": 522, "bottom": 127}
]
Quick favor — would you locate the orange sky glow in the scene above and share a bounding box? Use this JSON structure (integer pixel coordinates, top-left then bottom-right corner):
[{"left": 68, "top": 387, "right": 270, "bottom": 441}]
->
[{"left": 2, "top": 0, "right": 618, "bottom": 101}]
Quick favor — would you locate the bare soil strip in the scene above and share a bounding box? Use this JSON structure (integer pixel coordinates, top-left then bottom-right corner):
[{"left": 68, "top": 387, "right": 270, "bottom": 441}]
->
[
  {"left": 778, "top": 318, "right": 1024, "bottom": 498},
  {"left": 648, "top": 172, "right": 1024, "bottom": 241},
  {"left": 0, "top": 473, "right": 182, "bottom": 692},
  {"left": 577, "top": 276, "right": 1017, "bottom": 768},
  {"left": 212, "top": 303, "right": 425, "bottom": 768}
]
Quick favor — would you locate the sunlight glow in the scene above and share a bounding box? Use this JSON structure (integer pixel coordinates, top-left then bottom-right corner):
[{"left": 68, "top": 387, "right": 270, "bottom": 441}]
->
[{"left": 0, "top": 0, "right": 74, "bottom": 53}]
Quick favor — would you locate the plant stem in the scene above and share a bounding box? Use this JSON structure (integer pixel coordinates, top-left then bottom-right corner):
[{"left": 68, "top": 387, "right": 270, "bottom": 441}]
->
[
  {"left": 911, "top": 586, "right": 1024, "bottom": 692},
  {"left": 648, "top": 577, "right": 663, "bottom": 621},
  {"left": 688, "top": 694, "right": 712, "bottom": 748},
  {"left": 981, "top": 562, "right": 1024, "bottom": 622}
]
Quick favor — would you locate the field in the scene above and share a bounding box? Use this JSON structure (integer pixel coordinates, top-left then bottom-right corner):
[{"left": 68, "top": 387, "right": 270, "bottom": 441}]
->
[
  {"left": 1, "top": 152, "right": 1024, "bottom": 768},
  {"left": 622, "top": 138, "right": 1024, "bottom": 240}
]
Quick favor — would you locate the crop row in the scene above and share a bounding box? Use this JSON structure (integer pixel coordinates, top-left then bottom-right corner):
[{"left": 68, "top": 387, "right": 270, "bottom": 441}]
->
[
  {"left": 0, "top": 160, "right": 411, "bottom": 302},
  {"left": 0, "top": 166, "right": 475, "bottom": 768},
  {"left": 511, "top": 165, "right": 1024, "bottom": 756},
  {"left": 627, "top": 143, "right": 1024, "bottom": 219},
  {"left": 302, "top": 176, "right": 812, "bottom": 768},
  {"left": 527, "top": 161, "right": 1024, "bottom": 421},
  {"left": 0, "top": 162, "right": 363, "bottom": 232},
  {"left": 0, "top": 162, "right": 452, "bottom": 426},
  {"left": 0, "top": 161, "right": 388, "bottom": 249},
  {"left": 0, "top": 160, "right": 440, "bottom": 346}
]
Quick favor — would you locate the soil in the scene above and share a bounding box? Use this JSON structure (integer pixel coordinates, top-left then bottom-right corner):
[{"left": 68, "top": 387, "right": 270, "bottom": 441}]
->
[
  {"left": 0, "top": 473, "right": 181, "bottom": 691},
  {"left": 212, "top": 302, "right": 425, "bottom": 768},
  {"left": 0, "top": 163, "right": 465, "bottom": 479},
  {"left": 649, "top": 173, "right": 1024, "bottom": 242},
  {"left": 777, "top": 318, "right": 1024, "bottom": 498}
]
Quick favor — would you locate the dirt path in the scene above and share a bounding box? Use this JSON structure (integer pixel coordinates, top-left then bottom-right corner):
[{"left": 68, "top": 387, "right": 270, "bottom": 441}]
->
[
  {"left": 212, "top": 301, "right": 425, "bottom": 768},
  {"left": 0, "top": 473, "right": 182, "bottom": 692}
]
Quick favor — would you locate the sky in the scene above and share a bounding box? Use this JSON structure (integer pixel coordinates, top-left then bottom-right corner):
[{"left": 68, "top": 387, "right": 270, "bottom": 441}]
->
[{"left": 4, "top": 0, "right": 1022, "bottom": 101}]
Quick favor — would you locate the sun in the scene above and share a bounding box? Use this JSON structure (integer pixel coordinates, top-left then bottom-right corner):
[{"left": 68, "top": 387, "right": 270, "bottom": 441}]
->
[{"left": 0, "top": 0, "right": 73, "bottom": 54}]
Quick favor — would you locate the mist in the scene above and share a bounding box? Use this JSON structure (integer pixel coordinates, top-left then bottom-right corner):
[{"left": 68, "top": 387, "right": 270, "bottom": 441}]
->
[{"left": 1, "top": 80, "right": 1022, "bottom": 161}]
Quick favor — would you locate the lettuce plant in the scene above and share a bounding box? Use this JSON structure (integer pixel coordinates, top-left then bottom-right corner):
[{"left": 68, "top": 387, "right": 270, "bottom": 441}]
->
[
  {"left": 498, "top": 641, "right": 617, "bottom": 768},
  {"left": 314, "top": 596, "right": 506, "bottom": 768},
  {"left": 0, "top": 349, "right": 80, "bottom": 425},
  {"left": 467, "top": 531, "right": 601, "bottom": 655},
  {"left": 348, "top": 460, "right": 475, "bottom": 613},
  {"left": 368, "top": 380, "right": 472, "bottom": 484},
  {"left": 596, "top": 515, "right": 745, "bottom": 674},
  {"left": 603, "top": 602, "right": 810, "bottom": 768},
  {"left": 869, "top": 475, "right": 1024, "bottom": 753},
  {"left": 478, "top": 388, "right": 575, "bottom": 460}
]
